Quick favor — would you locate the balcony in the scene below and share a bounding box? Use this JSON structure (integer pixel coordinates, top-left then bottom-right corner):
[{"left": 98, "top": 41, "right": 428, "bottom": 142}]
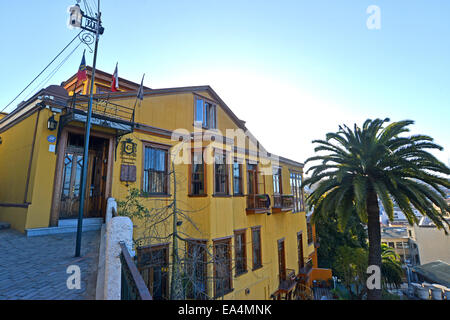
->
[
  {"left": 246, "top": 194, "right": 270, "bottom": 214},
  {"left": 272, "top": 194, "right": 294, "bottom": 213},
  {"left": 298, "top": 257, "right": 313, "bottom": 279},
  {"left": 60, "top": 96, "right": 135, "bottom": 136},
  {"left": 314, "top": 236, "right": 320, "bottom": 249},
  {"left": 279, "top": 269, "right": 297, "bottom": 290},
  {"left": 272, "top": 269, "right": 297, "bottom": 300}
]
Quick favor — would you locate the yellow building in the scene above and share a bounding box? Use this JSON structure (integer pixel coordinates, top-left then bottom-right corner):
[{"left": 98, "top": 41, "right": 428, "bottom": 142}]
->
[{"left": 0, "top": 69, "right": 330, "bottom": 300}]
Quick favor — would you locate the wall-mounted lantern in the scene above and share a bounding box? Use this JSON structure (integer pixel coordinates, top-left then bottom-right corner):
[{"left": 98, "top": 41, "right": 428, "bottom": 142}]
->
[{"left": 47, "top": 115, "right": 58, "bottom": 131}]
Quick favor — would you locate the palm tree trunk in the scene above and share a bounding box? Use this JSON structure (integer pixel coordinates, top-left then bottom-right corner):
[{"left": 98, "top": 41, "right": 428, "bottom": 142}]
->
[{"left": 366, "top": 189, "right": 382, "bottom": 300}]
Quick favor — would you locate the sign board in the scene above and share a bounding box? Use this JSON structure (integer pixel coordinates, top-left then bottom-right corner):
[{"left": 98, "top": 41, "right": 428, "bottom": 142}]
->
[{"left": 120, "top": 164, "right": 136, "bottom": 182}]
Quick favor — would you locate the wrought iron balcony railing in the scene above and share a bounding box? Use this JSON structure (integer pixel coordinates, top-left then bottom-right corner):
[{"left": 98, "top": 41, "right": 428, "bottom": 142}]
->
[
  {"left": 272, "top": 194, "right": 294, "bottom": 212},
  {"left": 246, "top": 194, "right": 270, "bottom": 214},
  {"left": 277, "top": 268, "right": 297, "bottom": 298},
  {"left": 60, "top": 96, "right": 136, "bottom": 136},
  {"left": 119, "top": 242, "right": 152, "bottom": 300},
  {"left": 298, "top": 257, "right": 313, "bottom": 276},
  {"left": 70, "top": 97, "right": 135, "bottom": 124}
]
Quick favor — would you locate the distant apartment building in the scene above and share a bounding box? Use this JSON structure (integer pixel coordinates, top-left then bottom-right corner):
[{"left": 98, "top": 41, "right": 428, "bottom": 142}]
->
[
  {"left": 380, "top": 205, "right": 422, "bottom": 227},
  {"left": 380, "top": 197, "right": 450, "bottom": 266},
  {"left": 381, "top": 227, "right": 420, "bottom": 265}
]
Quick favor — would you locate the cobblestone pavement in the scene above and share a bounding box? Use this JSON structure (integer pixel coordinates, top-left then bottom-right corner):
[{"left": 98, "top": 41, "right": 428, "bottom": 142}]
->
[{"left": 0, "top": 229, "right": 100, "bottom": 300}]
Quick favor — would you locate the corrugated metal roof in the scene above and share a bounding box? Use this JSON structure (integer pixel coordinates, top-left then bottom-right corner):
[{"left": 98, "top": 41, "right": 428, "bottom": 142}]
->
[{"left": 412, "top": 260, "right": 450, "bottom": 287}]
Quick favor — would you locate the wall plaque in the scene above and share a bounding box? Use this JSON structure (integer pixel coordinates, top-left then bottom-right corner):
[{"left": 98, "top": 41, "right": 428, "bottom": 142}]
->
[{"left": 120, "top": 164, "right": 136, "bottom": 182}]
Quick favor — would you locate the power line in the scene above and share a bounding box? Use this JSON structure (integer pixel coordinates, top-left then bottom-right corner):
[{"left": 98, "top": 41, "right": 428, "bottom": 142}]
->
[
  {"left": 89, "top": 0, "right": 98, "bottom": 14},
  {"left": 0, "top": 30, "right": 82, "bottom": 113},
  {"left": 23, "top": 41, "right": 83, "bottom": 102},
  {"left": 83, "top": 0, "right": 94, "bottom": 17}
]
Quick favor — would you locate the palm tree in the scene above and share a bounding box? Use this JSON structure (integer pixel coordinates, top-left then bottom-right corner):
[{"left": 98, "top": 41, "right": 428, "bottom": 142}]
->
[{"left": 303, "top": 118, "right": 450, "bottom": 299}]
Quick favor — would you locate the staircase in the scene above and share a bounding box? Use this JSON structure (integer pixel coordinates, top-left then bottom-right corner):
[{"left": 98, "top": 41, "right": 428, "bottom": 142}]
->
[{"left": 25, "top": 218, "right": 103, "bottom": 237}]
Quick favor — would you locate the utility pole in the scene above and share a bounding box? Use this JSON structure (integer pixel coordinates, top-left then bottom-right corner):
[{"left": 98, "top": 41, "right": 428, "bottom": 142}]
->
[{"left": 69, "top": 0, "right": 104, "bottom": 257}]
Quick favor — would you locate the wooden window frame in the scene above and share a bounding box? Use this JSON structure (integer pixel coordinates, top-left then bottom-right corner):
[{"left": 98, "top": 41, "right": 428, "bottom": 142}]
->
[
  {"left": 290, "top": 170, "right": 304, "bottom": 212},
  {"left": 136, "top": 243, "right": 170, "bottom": 300},
  {"left": 234, "top": 229, "right": 247, "bottom": 276},
  {"left": 232, "top": 158, "right": 243, "bottom": 196},
  {"left": 213, "top": 149, "right": 230, "bottom": 196},
  {"left": 307, "top": 221, "right": 314, "bottom": 245},
  {"left": 95, "top": 84, "right": 112, "bottom": 94},
  {"left": 251, "top": 226, "right": 262, "bottom": 270},
  {"left": 247, "top": 161, "right": 259, "bottom": 195},
  {"left": 185, "top": 239, "right": 208, "bottom": 300},
  {"left": 194, "top": 95, "right": 217, "bottom": 130},
  {"left": 273, "top": 166, "right": 283, "bottom": 195},
  {"left": 141, "top": 141, "right": 171, "bottom": 197},
  {"left": 297, "top": 231, "right": 304, "bottom": 271},
  {"left": 213, "top": 237, "right": 233, "bottom": 298},
  {"left": 277, "top": 238, "right": 286, "bottom": 282},
  {"left": 189, "top": 148, "right": 207, "bottom": 196}
]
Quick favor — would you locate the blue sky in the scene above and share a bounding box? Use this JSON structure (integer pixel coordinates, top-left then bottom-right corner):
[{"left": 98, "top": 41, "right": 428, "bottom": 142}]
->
[{"left": 1, "top": 1, "right": 449, "bottom": 165}]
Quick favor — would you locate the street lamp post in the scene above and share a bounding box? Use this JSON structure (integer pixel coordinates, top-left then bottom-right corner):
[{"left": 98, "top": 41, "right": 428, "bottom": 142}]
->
[{"left": 69, "top": 1, "right": 104, "bottom": 257}]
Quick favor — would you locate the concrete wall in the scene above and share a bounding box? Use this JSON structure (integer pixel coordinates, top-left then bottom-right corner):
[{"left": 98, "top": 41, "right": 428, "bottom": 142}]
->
[{"left": 414, "top": 225, "right": 450, "bottom": 264}]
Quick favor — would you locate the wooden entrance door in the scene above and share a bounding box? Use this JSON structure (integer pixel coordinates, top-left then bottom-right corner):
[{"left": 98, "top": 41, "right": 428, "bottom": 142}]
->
[
  {"left": 60, "top": 148, "right": 84, "bottom": 219},
  {"left": 59, "top": 141, "right": 107, "bottom": 219},
  {"left": 86, "top": 148, "right": 108, "bottom": 218}
]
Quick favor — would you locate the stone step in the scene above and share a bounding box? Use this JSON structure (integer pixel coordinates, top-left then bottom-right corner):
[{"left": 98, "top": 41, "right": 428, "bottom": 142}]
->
[
  {"left": 26, "top": 221, "right": 103, "bottom": 237},
  {"left": 58, "top": 218, "right": 103, "bottom": 227},
  {"left": 0, "top": 221, "right": 11, "bottom": 230}
]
